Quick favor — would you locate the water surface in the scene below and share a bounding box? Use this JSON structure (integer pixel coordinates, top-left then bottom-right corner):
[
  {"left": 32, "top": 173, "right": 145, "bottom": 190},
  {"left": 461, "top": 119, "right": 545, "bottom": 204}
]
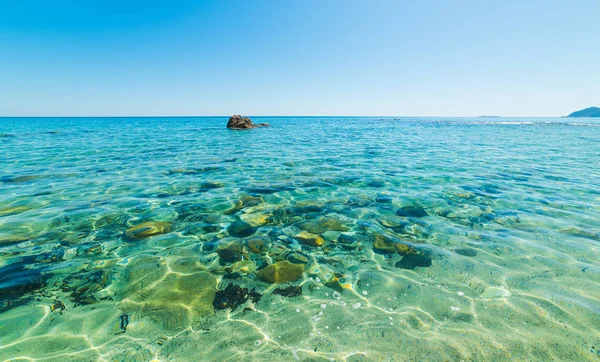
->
[{"left": 1, "top": 117, "right": 599, "bottom": 361}]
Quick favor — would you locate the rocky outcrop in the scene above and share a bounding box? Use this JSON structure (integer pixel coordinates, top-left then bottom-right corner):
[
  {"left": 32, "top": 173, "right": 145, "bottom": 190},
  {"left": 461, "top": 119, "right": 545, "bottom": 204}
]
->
[{"left": 226, "top": 115, "right": 269, "bottom": 129}]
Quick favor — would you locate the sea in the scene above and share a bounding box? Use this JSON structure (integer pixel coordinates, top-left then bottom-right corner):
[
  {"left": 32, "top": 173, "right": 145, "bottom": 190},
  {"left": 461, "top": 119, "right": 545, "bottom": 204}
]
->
[{"left": 0, "top": 116, "right": 599, "bottom": 361}]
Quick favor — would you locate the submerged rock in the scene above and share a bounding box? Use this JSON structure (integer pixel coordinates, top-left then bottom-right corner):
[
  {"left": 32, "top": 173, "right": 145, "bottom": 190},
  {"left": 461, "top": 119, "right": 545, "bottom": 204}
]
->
[
  {"left": 273, "top": 285, "right": 303, "bottom": 298},
  {"left": 0, "top": 260, "right": 49, "bottom": 312},
  {"left": 294, "top": 231, "right": 325, "bottom": 247},
  {"left": 227, "top": 220, "right": 256, "bottom": 237},
  {"left": 298, "top": 217, "right": 349, "bottom": 234},
  {"left": 61, "top": 270, "right": 112, "bottom": 306},
  {"left": 372, "top": 234, "right": 413, "bottom": 255},
  {"left": 240, "top": 212, "right": 271, "bottom": 227},
  {"left": 395, "top": 254, "right": 432, "bottom": 269},
  {"left": 375, "top": 194, "right": 393, "bottom": 203},
  {"left": 226, "top": 115, "right": 269, "bottom": 129},
  {"left": 337, "top": 234, "right": 359, "bottom": 249},
  {"left": 0, "top": 175, "right": 45, "bottom": 183},
  {"left": 125, "top": 221, "right": 172, "bottom": 240},
  {"left": 246, "top": 236, "right": 270, "bottom": 253},
  {"left": 257, "top": 261, "right": 304, "bottom": 284},
  {"left": 455, "top": 248, "right": 478, "bottom": 257},
  {"left": 285, "top": 251, "right": 310, "bottom": 265},
  {"left": 213, "top": 284, "right": 261, "bottom": 310},
  {"left": 216, "top": 240, "right": 246, "bottom": 264},
  {"left": 396, "top": 205, "right": 428, "bottom": 218},
  {"left": 225, "top": 260, "right": 257, "bottom": 275},
  {"left": 200, "top": 181, "right": 225, "bottom": 189},
  {"left": 372, "top": 234, "right": 397, "bottom": 254}
]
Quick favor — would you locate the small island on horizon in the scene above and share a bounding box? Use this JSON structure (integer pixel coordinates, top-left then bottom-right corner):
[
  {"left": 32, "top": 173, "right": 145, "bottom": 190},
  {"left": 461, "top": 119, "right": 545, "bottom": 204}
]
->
[{"left": 567, "top": 106, "right": 600, "bottom": 117}]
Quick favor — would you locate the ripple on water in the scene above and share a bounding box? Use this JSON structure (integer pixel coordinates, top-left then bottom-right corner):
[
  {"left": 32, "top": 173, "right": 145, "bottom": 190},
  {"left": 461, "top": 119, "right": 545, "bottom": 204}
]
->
[{"left": 0, "top": 116, "right": 599, "bottom": 361}]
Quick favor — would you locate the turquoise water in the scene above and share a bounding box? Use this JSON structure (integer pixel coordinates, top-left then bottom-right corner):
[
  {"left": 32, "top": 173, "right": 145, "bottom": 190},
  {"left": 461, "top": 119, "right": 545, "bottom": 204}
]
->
[{"left": 1, "top": 116, "right": 599, "bottom": 361}]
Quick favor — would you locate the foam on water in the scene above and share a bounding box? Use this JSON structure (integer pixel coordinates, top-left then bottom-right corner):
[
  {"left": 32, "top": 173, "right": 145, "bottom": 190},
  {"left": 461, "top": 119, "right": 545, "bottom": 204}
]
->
[{"left": 0, "top": 117, "right": 599, "bottom": 361}]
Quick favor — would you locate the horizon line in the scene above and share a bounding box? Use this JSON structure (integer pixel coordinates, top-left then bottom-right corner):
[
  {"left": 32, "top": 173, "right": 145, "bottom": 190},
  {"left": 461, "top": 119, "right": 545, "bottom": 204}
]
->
[{"left": 0, "top": 114, "right": 571, "bottom": 118}]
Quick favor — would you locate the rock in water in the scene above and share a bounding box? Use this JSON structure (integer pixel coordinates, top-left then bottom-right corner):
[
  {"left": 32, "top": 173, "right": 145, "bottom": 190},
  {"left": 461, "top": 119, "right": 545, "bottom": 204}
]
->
[
  {"left": 395, "top": 254, "right": 432, "bottom": 269},
  {"left": 396, "top": 205, "right": 428, "bottom": 218},
  {"left": 294, "top": 231, "right": 325, "bottom": 247},
  {"left": 257, "top": 261, "right": 304, "bottom": 284},
  {"left": 226, "top": 115, "right": 269, "bottom": 129},
  {"left": 125, "top": 221, "right": 172, "bottom": 240},
  {"left": 213, "top": 284, "right": 261, "bottom": 310},
  {"left": 228, "top": 220, "right": 256, "bottom": 237}
]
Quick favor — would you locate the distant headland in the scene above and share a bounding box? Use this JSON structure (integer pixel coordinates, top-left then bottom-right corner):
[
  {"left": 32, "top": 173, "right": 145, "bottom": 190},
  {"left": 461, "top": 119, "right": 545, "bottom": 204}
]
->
[{"left": 567, "top": 107, "right": 600, "bottom": 117}]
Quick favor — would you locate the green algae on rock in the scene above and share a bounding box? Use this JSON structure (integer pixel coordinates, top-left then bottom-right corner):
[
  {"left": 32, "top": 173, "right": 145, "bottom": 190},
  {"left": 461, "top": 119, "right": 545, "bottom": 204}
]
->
[
  {"left": 246, "top": 236, "right": 270, "bottom": 253},
  {"left": 227, "top": 220, "right": 256, "bottom": 237},
  {"left": 125, "top": 221, "right": 172, "bottom": 240},
  {"left": 294, "top": 230, "right": 325, "bottom": 247},
  {"left": 257, "top": 260, "right": 305, "bottom": 284},
  {"left": 240, "top": 212, "right": 271, "bottom": 227}
]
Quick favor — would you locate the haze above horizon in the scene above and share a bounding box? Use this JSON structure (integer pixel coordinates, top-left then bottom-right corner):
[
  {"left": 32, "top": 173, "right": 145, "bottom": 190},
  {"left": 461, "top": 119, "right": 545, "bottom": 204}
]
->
[{"left": 1, "top": 0, "right": 599, "bottom": 117}]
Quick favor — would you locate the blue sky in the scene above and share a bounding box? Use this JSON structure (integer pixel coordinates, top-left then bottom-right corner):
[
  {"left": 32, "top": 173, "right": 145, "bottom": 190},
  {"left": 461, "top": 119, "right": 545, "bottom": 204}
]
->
[{"left": 0, "top": 0, "right": 598, "bottom": 117}]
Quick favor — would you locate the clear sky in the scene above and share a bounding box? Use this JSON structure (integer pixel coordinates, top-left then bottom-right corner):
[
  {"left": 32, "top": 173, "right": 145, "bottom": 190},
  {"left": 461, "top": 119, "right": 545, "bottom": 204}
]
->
[{"left": 0, "top": 0, "right": 598, "bottom": 117}]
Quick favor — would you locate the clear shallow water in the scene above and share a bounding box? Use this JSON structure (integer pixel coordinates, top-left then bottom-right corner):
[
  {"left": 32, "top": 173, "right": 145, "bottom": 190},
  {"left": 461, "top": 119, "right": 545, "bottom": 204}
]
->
[{"left": 0, "top": 116, "right": 599, "bottom": 361}]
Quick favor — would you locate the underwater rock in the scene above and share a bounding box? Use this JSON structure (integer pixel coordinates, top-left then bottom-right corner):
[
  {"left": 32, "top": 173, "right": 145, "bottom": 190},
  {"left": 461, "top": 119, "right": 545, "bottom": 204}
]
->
[
  {"left": 396, "top": 205, "right": 428, "bottom": 218},
  {"left": 205, "top": 213, "right": 225, "bottom": 224},
  {"left": 0, "top": 175, "right": 45, "bottom": 183},
  {"left": 216, "top": 240, "right": 246, "bottom": 265},
  {"left": 285, "top": 251, "right": 310, "bottom": 265},
  {"left": 294, "top": 231, "right": 325, "bottom": 247},
  {"left": 395, "top": 254, "right": 432, "bottom": 269},
  {"left": 226, "top": 115, "right": 269, "bottom": 129},
  {"left": 455, "top": 248, "right": 478, "bottom": 257},
  {"left": 227, "top": 220, "right": 256, "bottom": 237},
  {"left": 125, "top": 221, "right": 172, "bottom": 240},
  {"left": 394, "top": 242, "right": 414, "bottom": 255},
  {"left": 372, "top": 234, "right": 397, "bottom": 254},
  {"left": 225, "top": 260, "right": 257, "bottom": 274},
  {"left": 298, "top": 217, "right": 349, "bottom": 234},
  {"left": 240, "top": 195, "right": 264, "bottom": 207},
  {"left": 273, "top": 285, "right": 303, "bottom": 298},
  {"left": 61, "top": 270, "right": 112, "bottom": 306},
  {"left": 165, "top": 166, "right": 225, "bottom": 175},
  {"left": 246, "top": 236, "right": 270, "bottom": 253},
  {"left": 257, "top": 261, "right": 304, "bottom": 284},
  {"left": 337, "top": 234, "right": 359, "bottom": 249},
  {"left": 0, "top": 260, "right": 49, "bottom": 312},
  {"left": 240, "top": 212, "right": 271, "bottom": 227},
  {"left": 346, "top": 196, "right": 371, "bottom": 207},
  {"left": 213, "top": 284, "right": 261, "bottom": 310},
  {"left": 375, "top": 194, "right": 393, "bottom": 203},
  {"left": 200, "top": 181, "right": 225, "bottom": 189},
  {"left": 321, "top": 271, "right": 350, "bottom": 292}
]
